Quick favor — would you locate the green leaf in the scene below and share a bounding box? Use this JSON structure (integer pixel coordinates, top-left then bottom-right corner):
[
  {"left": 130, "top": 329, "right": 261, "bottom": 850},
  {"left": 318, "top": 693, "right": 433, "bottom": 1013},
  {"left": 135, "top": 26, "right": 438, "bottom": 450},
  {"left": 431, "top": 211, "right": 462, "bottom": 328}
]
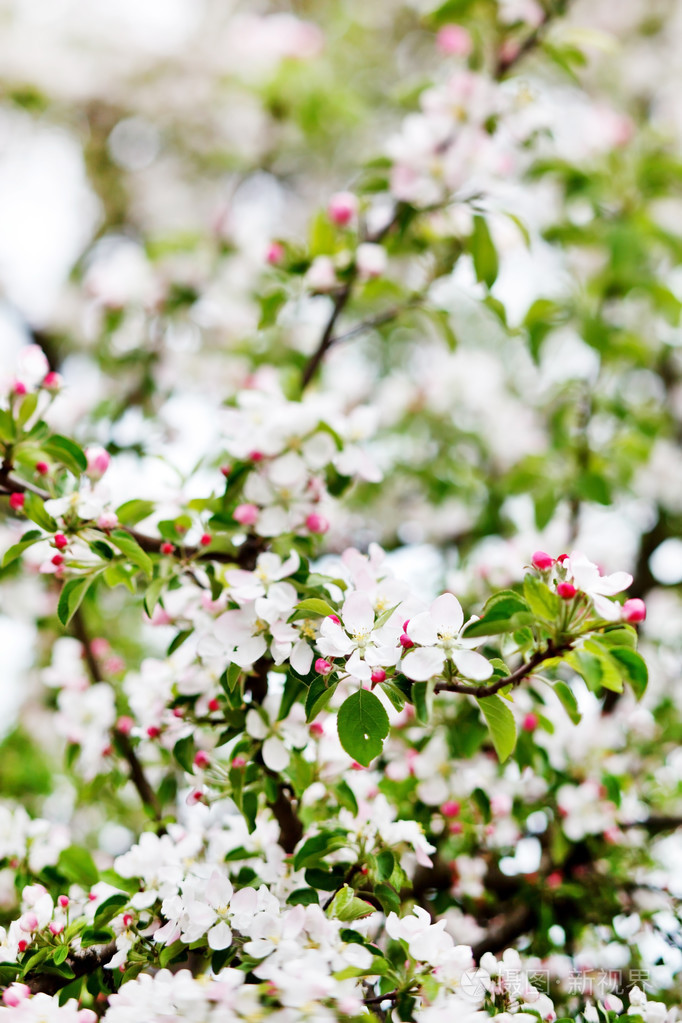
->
[
  {"left": 328, "top": 884, "right": 375, "bottom": 922},
  {"left": 115, "top": 500, "right": 156, "bottom": 526},
  {"left": 462, "top": 590, "right": 529, "bottom": 638},
  {"left": 2, "top": 529, "right": 43, "bottom": 567},
  {"left": 337, "top": 689, "right": 389, "bottom": 767},
  {"left": 53, "top": 945, "right": 69, "bottom": 966},
  {"left": 16, "top": 392, "right": 38, "bottom": 428},
  {"left": 523, "top": 575, "right": 561, "bottom": 620},
  {"left": 57, "top": 577, "right": 91, "bottom": 626},
  {"left": 293, "top": 831, "right": 349, "bottom": 871},
  {"left": 173, "top": 734, "right": 197, "bottom": 773},
  {"left": 0, "top": 408, "right": 15, "bottom": 443},
  {"left": 287, "top": 888, "right": 319, "bottom": 906},
  {"left": 108, "top": 530, "right": 153, "bottom": 577},
  {"left": 376, "top": 850, "right": 395, "bottom": 882},
  {"left": 552, "top": 681, "right": 581, "bottom": 725},
  {"left": 58, "top": 846, "right": 99, "bottom": 887},
  {"left": 143, "top": 576, "right": 165, "bottom": 617},
  {"left": 42, "top": 435, "right": 87, "bottom": 475},
  {"left": 608, "top": 647, "right": 648, "bottom": 700},
  {"left": 88, "top": 540, "right": 114, "bottom": 561},
  {"left": 293, "top": 598, "right": 337, "bottom": 618},
  {"left": 470, "top": 214, "right": 499, "bottom": 288},
  {"left": 93, "top": 893, "right": 129, "bottom": 927},
  {"left": 23, "top": 492, "right": 58, "bottom": 532},
  {"left": 305, "top": 677, "right": 339, "bottom": 722},
  {"left": 476, "top": 695, "right": 517, "bottom": 762}
]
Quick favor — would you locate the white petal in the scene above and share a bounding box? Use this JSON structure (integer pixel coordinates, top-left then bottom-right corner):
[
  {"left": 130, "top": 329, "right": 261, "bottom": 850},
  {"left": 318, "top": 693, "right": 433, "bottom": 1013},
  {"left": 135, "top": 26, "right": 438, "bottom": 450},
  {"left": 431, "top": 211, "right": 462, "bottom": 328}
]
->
[
  {"left": 262, "top": 735, "right": 290, "bottom": 772},
  {"left": 342, "top": 591, "right": 375, "bottom": 634},
  {"left": 596, "top": 571, "right": 632, "bottom": 596},
  {"left": 430, "top": 592, "right": 464, "bottom": 634},
  {"left": 290, "top": 640, "right": 313, "bottom": 675},
  {"left": 207, "top": 921, "right": 232, "bottom": 950},
  {"left": 406, "top": 611, "right": 438, "bottom": 646},
  {"left": 246, "top": 709, "right": 269, "bottom": 739},
  {"left": 591, "top": 594, "right": 622, "bottom": 621},
  {"left": 232, "top": 636, "right": 267, "bottom": 668},
  {"left": 401, "top": 647, "right": 445, "bottom": 682},
  {"left": 451, "top": 648, "right": 493, "bottom": 681}
]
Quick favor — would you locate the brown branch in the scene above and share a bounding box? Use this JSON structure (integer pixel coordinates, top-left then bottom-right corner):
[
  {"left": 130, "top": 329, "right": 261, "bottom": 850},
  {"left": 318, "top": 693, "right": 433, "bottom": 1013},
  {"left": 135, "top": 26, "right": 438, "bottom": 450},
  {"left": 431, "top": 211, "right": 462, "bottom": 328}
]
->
[
  {"left": 300, "top": 210, "right": 404, "bottom": 392},
  {"left": 1, "top": 474, "right": 265, "bottom": 569},
  {"left": 494, "top": 0, "right": 571, "bottom": 77},
  {"left": 434, "top": 639, "right": 571, "bottom": 697},
  {"left": 26, "top": 940, "right": 117, "bottom": 996},
  {"left": 267, "top": 783, "right": 304, "bottom": 855},
  {"left": 71, "top": 608, "right": 164, "bottom": 826}
]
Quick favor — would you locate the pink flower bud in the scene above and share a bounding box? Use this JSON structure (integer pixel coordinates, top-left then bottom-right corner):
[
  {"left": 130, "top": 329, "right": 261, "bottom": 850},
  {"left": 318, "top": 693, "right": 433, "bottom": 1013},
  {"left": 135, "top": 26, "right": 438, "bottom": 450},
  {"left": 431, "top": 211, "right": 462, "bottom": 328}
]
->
[
  {"left": 54, "top": 533, "right": 68, "bottom": 550},
  {"left": 436, "top": 24, "right": 472, "bottom": 56},
  {"left": 315, "top": 657, "right": 333, "bottom": 675},
  {"left": 441, "top": 800, "right": 460, "bottom": 818},
  {"left": 449, "top": 821, "right": 463, "bottom": 835},
  {"left": 523, "top": 713, "right": 539, "bottom": 732},
  {"left": 12, "top": 381, "right": 27, "bottom": 396},
  {"left": 122, "top": 914, "right": 133, "bottom": 928},
  {"left": 19, "top": 912, "right": 38, "bottom": 932},
  {"left": 371, "top": 668, "right": 386, "bottom": 684},
  {"left": 208, "top": 698, "right": 221, "bottom": 712},
  {"left": 327, "top": 191, "right": 358, "bottom": 226},
  {"left": 36, "top": 461, "right": 49, "bottom": 475},
  {"left": 327, "top": 614, "right": 341, "bottom": 625},
  {"left": 532, "top": 551, "right": 555, "bottom": 571},
  {"left": 85, "top": 445, "right": 110, "bottom": 480},
  {"left": 146, "top": 726, "right": 161, "bottom": 739},
  {"left": 220, "top": 464, "right": 232, "bottom": 477},
  {"left": 97, "top": 511, "right": 119, "bottom": 530},
  {"left": 231, "top": 755, "right": 247, "bottom": 769},
  {"left": 193, "top": 750, "right": 211, "bottom": 770},
  {"left": 400, "top": 633, "right": 414, "bottom": 649},
  {"left": 116, "top": 716, "right": 134, "bottom": 735},
  {"left": 546, "top": 871, "right": 563, "bottom": 889},
  {"left": 233, "top": 503, "right": 259, "bottom": 526},
  {"left": 266, "top": 241, "right": 285, "bottom": 265},
  {"left": 557, "top": 553, "right": 569, "bottom": 564},
  {"left": 49, "top": 921, "right": 64, "bottom": 935},
  {"left": 42, "top": 371, "right": 62, "bottom": 391},
  {"left": 622, "top": 598, "right": 646, "bottom": 623},
  {"left": 186, "top": 788, "right": 205, "bottom": 806},
  {"left": 2, "top": 984, "right": 30, "bottom": 1007},
  {"left": 9, "top": 492, "right": 25, "bottom": 511},
  {"left": 58, "top": 895, "right": 69, "bottom": 909},
  {"left": 248, "top": 450, "right": 264, "bottom": 462},
  {"left": 200, "top": 532, "right": 212, "bottom": 546},
  {"left": 17, "top": 939, "right": 28, "bottom": 953},
  {"left": 51, "top": 553, "right": 65, "bottom": 567},
  {"left": 305, "top": 513, "right": 329, "bottom": 534},
  {"left": 310, "top": 722, "right": 324, "bottom": 736},
  {"left": 87, "top": 892, "right": 98, "bottom": 902},
  {"left": 160, "top": 542, "right": 175, "bottom": 555},
  {"left": 557, "top": 582, "right": 577, "bottom": 599}
]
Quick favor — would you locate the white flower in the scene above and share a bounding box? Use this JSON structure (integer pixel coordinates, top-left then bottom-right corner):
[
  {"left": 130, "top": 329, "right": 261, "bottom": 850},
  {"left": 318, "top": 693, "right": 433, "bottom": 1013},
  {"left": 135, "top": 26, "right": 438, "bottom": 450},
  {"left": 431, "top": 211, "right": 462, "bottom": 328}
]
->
[
  {"left": 401, "top": 593, "right": 492, "bottom": 682},
  {"left": 565, "top": 551, "right": 633, "bottom": 620},
  {"left": 317, "top": 590, "right": 400, "bottom": 681}
]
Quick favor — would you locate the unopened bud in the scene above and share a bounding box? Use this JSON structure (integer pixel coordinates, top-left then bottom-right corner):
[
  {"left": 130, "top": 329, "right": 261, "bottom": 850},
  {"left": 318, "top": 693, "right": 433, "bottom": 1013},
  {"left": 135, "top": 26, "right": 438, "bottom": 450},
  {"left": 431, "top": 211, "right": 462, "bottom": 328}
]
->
[
  {"left": 9, "top": 493, "right": 25, "bottom": 511},
  {"left": 193, "top": 750, "right": 211, "bottom": 770},
  {"left": 532, "top": 551, "right": 555, "bottom": 571},
  {"left": 328, "top": 192, "right": 358, "bottom": 226},
  {"left": 622, "top": 598, "right": 646, "bottom": 623},
  {"left": 233, "top": 504, "right": 259, "bottom": 527},
  {"left": 557, "top": 582, "right": 577, "bottom": 599},
  {"left": 315, "top": 657, "right": 333, "bottom": 675},
  {"left": 85, "top": 445, "right": 110, "bottom": 480},
  {"left": 305, "top": 513, "right": 329, "bottom": 534}
]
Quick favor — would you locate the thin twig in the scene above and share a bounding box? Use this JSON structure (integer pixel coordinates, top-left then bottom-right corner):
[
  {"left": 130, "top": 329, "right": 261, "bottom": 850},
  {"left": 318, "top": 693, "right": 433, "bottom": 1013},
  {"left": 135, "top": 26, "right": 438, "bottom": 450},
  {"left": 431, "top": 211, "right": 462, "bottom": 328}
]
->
[
  {"left": 71, "top": 607, "right": 164, "bottom": 826},
  {"left": 434, "top": 639, "right": 571, "bottom": 697}
]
